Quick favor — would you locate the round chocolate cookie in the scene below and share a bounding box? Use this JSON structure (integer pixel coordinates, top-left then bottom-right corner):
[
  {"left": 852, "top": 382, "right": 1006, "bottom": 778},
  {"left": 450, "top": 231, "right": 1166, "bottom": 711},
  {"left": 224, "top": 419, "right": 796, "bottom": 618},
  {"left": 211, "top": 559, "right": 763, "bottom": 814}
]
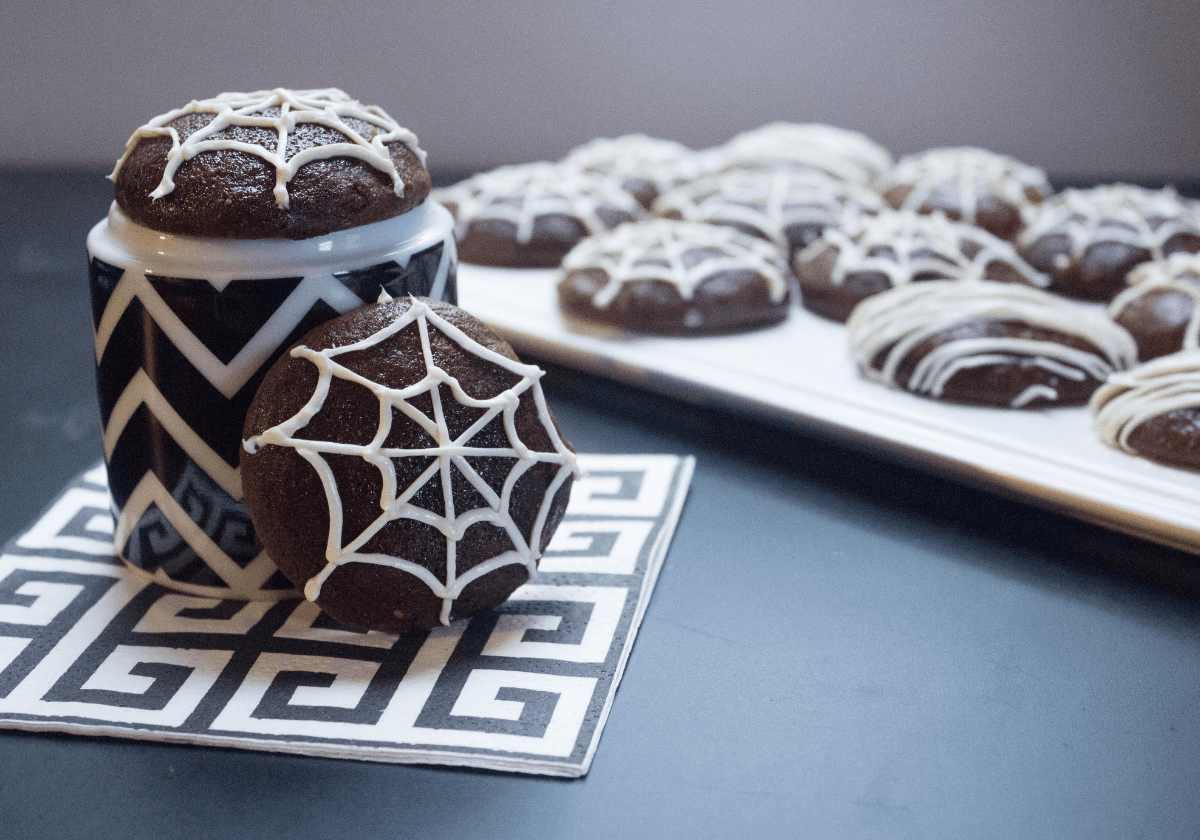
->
[
  {"left": 241, "top": 296, "right": 579, "bottom": 633},
  {"left": 557, "top": 219, "right": 792, "bottom": 334},
  {"left": 111, "top": 88, "right": 431, "bottom": 240},
  {"left": 846, "top": 280, "right": 1137, "bottom": 408},
  {"left": 1108, "top": 252, "right": 1200, "bottom": 361},
  {"left": 433, "top": 162, "right": 646, "bottom": 268},
  {"left": 878, "top": 146, "right": 1052, "bottom": 241},
  {"left": 654, "top": 168, "right": 886, "bottom": 261},
  {"left": 793, "top": 209, "right": 1049, "bottom": 322},
  {"left": 561, "top": 134, "right": 708, "bottom": 209},
  {"left": 1091, "top": 349, "right": 1200, "bottom": 470},
  {"left": 1017, "top": 184, "right": 1200, "bottom": 301},
  {"left": 715, "top": 122, "right": 893, "bottom": 186}
]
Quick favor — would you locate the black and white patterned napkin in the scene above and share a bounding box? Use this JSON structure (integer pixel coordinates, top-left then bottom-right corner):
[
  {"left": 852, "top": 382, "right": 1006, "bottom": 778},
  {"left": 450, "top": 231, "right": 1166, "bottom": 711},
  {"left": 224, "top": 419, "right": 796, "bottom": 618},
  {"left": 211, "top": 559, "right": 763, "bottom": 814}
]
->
[{"left": 0, "top": 454, "right": 692, "bottom": 777}]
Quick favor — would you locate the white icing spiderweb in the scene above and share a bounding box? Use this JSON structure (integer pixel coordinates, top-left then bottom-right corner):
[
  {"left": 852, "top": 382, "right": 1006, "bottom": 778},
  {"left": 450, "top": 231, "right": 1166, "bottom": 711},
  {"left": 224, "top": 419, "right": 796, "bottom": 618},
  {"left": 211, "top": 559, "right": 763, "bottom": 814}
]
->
[
  {"left": 243, "top": 297, "right": 579, "bottom": 625},
  {"left": 110, "top": 87, "right": 425, "bottom": 210}
]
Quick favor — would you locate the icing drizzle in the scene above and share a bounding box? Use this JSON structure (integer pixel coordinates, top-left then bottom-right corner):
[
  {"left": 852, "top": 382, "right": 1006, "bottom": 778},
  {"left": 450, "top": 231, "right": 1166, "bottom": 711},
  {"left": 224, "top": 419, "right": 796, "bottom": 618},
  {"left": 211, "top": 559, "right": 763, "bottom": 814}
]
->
[
  {"left": 797, "top": 209, "right": 1049, "bottom": 290},
  {"left": 561, "top": 218, "right": 791, "bottom": 307},
  {"left": 243, "top": 297, "right": 580, "bottom": 625},
  {"left": 847, "top": 280, "right": 1137, "bottom": 407},
  {"left": 1091, "top": 349, "right": 1200, "bottom": 457},
  {"left": 1018, "top": 184, "right": 1200, "bottom": 262},
  {"left": 654, "top": 168, "right": 886, "bottom": 254},
  {"left": 109, "top": 88, "right": 425, "bottom": 210},
  {"left": 879, "top": 146, "right": 1051, "bottom": 227}
]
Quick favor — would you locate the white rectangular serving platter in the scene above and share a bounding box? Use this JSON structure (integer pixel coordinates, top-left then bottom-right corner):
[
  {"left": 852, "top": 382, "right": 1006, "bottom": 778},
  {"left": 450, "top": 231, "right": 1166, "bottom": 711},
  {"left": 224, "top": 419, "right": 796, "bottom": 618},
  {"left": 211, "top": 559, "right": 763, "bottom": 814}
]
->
[{"left": 457, "top": 263, "right": 1200, "bottom": 557}]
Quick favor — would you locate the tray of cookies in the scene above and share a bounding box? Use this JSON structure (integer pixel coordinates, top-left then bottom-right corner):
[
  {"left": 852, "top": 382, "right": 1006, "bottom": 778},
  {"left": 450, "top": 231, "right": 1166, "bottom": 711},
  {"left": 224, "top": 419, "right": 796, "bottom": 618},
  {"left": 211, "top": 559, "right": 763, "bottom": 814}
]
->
[{"left": 448, "top": 125, "right": 1200, "bottom": 557}]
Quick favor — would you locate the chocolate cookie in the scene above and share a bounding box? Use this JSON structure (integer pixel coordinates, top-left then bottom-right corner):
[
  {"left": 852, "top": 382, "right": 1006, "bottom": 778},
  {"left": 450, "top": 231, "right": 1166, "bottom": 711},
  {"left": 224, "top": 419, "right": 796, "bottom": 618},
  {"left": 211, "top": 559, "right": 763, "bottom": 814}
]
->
[
  {"left": 241, "top": 296, "right": 579, "bottom": 632},
  {"left": 794, "top": 209, "right": 1049, "bottom": 322},
  {"left": 1017, "top": 184, "right": 1200, "bottom": 301},
  {"left": 433, "top": 162, "right": 646, "bottom": 268},
  {"left": 561, "top": 134, "right": 708, "bottom": 209},
  {"left": 847, "top": 280, "right": 1137, "bottom": 408},
  {"left": 1091, "top": 350, "right": 1200, "bottom": 470},
  {"left": 557, "top": 219, "right": 792, "bottom": 334},
  {"left": 1108, "top": 252, "right": 1200, "bottom": 361},
  {"left": 716, "top": 122, "right": 893, "bottom": 186},
  {"left": 654, "top": 168, "right": 886, "bottom": 261},
  {"left": 879, "top": 146, "right": 1052, "bottom": 241},
  {"left": 111, "top": 88, "right": 431, "bottom": 240}
]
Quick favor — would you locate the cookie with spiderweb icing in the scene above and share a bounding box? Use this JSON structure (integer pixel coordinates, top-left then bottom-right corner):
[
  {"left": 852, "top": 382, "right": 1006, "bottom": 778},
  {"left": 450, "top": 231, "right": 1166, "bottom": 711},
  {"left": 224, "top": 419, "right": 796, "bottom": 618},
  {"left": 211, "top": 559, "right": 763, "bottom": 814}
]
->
[
  {"left": 560, "top": 134, "right": 709, "bottom": 209},
  {"left": 433, "top": 162, "right": 647, "bottom": 268},
  {"left": 1108, "top": 252, "right": 1200, "bottom": 362},
  {"left": 1091, "top": 349, "right": 1200, "bottom": 470},
  {"left": 557, "top": 219, "right": 792, "bottom": 334},
  {"left": 654, "top": 168, "right": 886, "bottom": 261},
  {"left": 878, "top": 146, "right": 1051, "bottom": 241},
  {"left": 1017, "top": 184, "right": 1200, "bottom": 302},
  {"left": 793, "top": 209, "right": 1049, "bottom": 323},
  {"left": 241, "top": 296, "right": 579, "bottom": 633},
  {"left": 111, "top": 88, "right": 431, "bottom": 240},
  {"left": 715, "top": 122, "right": 893, "bottom": 186},
  {"left": 846, "top": 280, "right": 1136, "bottom": 408}
]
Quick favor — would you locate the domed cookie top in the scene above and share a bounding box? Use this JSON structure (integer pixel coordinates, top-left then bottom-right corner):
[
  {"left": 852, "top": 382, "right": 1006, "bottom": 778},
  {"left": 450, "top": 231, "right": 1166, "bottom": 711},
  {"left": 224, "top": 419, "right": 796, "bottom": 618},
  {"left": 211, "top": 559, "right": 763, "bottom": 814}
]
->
[
  {"left": 793, "top": 209, "right": 1049, "bottom": 322},
  {"left": 1017, "top": 184, "right": 1200, "bottom": 301},
  {"left": 557, "top": 218, "right": 791, "bottom": 334},
  {"left": 878, "top": 146, "right": 1052, "bottom": 241},
  {"left": 654, "top": 168, "right": 886, "bottom": 260},
  {"left": 1091, "top": 349, "right": 1200, "bottom": 470},
  {"left": 111, "top": 88, "right": 431, "bottom": 240},
  {"left": 1108, "top": 252, "right": 1200, "bottom": 361},
  {"left": 241, "top": 296, "right": 579, "bottom": 633},
  {"left": 561, "top": 134, "right": 709, "bottom": 209},
  {"left": 433, "top": 162, "right": 647, "bottom": 268},
  {"left": 715, "top": 122, "right": 893, "bottom": 186},
  {"left": 846, "top": 280, "right": 1136, "bottom": 408}
]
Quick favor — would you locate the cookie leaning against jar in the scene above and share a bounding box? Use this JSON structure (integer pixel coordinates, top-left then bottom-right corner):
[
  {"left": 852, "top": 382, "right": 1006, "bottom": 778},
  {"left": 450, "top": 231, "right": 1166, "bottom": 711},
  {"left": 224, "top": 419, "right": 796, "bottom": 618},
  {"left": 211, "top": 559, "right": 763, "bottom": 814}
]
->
[
  {"left": 1017, "top": 184, "right": 1200, "bottom": 302},
  {"left": 877, "top": 146, "right": 1052, "bottom": 242},
  {"left": 433, "top": 162, "right": 647, "bottom": 268},
  {"left": 557, "top": 218, "right": 792, "bottom": 335},
  {"left": 793, "top": 208, "right": 1049, "bottom": 323},
  {"left": 241, "top": 295, "right": 580, "bottom": 632},
  {"left": 1091, "top": 349, "right": 1200, "bottom": 470},
  {"left": 846, "top": 280, "right": 1137, "bottom": 409}
]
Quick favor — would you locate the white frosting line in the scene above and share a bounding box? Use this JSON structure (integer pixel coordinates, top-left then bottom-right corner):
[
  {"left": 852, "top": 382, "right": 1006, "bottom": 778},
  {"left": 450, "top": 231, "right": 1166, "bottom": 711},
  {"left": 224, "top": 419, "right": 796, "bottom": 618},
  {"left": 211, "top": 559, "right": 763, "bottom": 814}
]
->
[
  {"left": 109, "top": 88, "right": 425, "bottom": 209},
  {"left": 243, "top": 298, "right": 580, "bottom": 625}
]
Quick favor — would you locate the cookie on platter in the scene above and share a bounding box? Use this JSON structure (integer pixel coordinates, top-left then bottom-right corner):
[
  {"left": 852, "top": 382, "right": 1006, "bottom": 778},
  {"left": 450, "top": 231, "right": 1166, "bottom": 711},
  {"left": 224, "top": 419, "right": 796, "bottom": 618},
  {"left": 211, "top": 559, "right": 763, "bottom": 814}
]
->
[
  {"left": 846, "top": 280, "right": 1137, "bottom": 408},
  {"left": 241, "top": 296, "right": 580, "bottom": 632},
  {"left": 433, "top": 162, "right": 646, "bottom": 268},
  {"left": 1017, "top": 184, "right": 1200, "bottom": 301},
  {"left": 793, "top": 209, "right": 1049, "bottom": 322},
  {"left": 557, "top": 218, "right": 792, "bottom": 334},
  {"left": 878, "top": 146, "right": 1052, "bottom": 242},
  {"left": 1108, "top": 252, "right": 1200, "bottom": 362},
  {"left": 1091, "top": 349, "right": 1200, "bottom": 470},
  {"left": 654, "top": 168, "right": 886, "bottom": 261},
  {"left": 561, "top": 134, "right": 709, "bottom": 209},
  {"left": 715, "top": 122, "right": 893, "bottom": 186}
]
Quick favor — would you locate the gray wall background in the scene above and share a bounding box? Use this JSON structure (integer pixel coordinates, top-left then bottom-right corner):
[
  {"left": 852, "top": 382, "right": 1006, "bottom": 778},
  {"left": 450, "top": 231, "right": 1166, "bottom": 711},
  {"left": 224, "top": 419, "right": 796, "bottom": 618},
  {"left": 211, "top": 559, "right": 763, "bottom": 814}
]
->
[{"left": 4, "top": 0, "right": 1198, "bottom": 179}]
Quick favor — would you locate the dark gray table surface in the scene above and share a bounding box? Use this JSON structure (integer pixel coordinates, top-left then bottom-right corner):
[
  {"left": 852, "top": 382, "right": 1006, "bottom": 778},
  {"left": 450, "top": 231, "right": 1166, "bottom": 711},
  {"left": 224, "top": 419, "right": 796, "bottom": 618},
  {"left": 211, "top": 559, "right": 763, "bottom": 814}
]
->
[{"left": 2, "top": 169, "right": 1199, "bottom": 840}]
